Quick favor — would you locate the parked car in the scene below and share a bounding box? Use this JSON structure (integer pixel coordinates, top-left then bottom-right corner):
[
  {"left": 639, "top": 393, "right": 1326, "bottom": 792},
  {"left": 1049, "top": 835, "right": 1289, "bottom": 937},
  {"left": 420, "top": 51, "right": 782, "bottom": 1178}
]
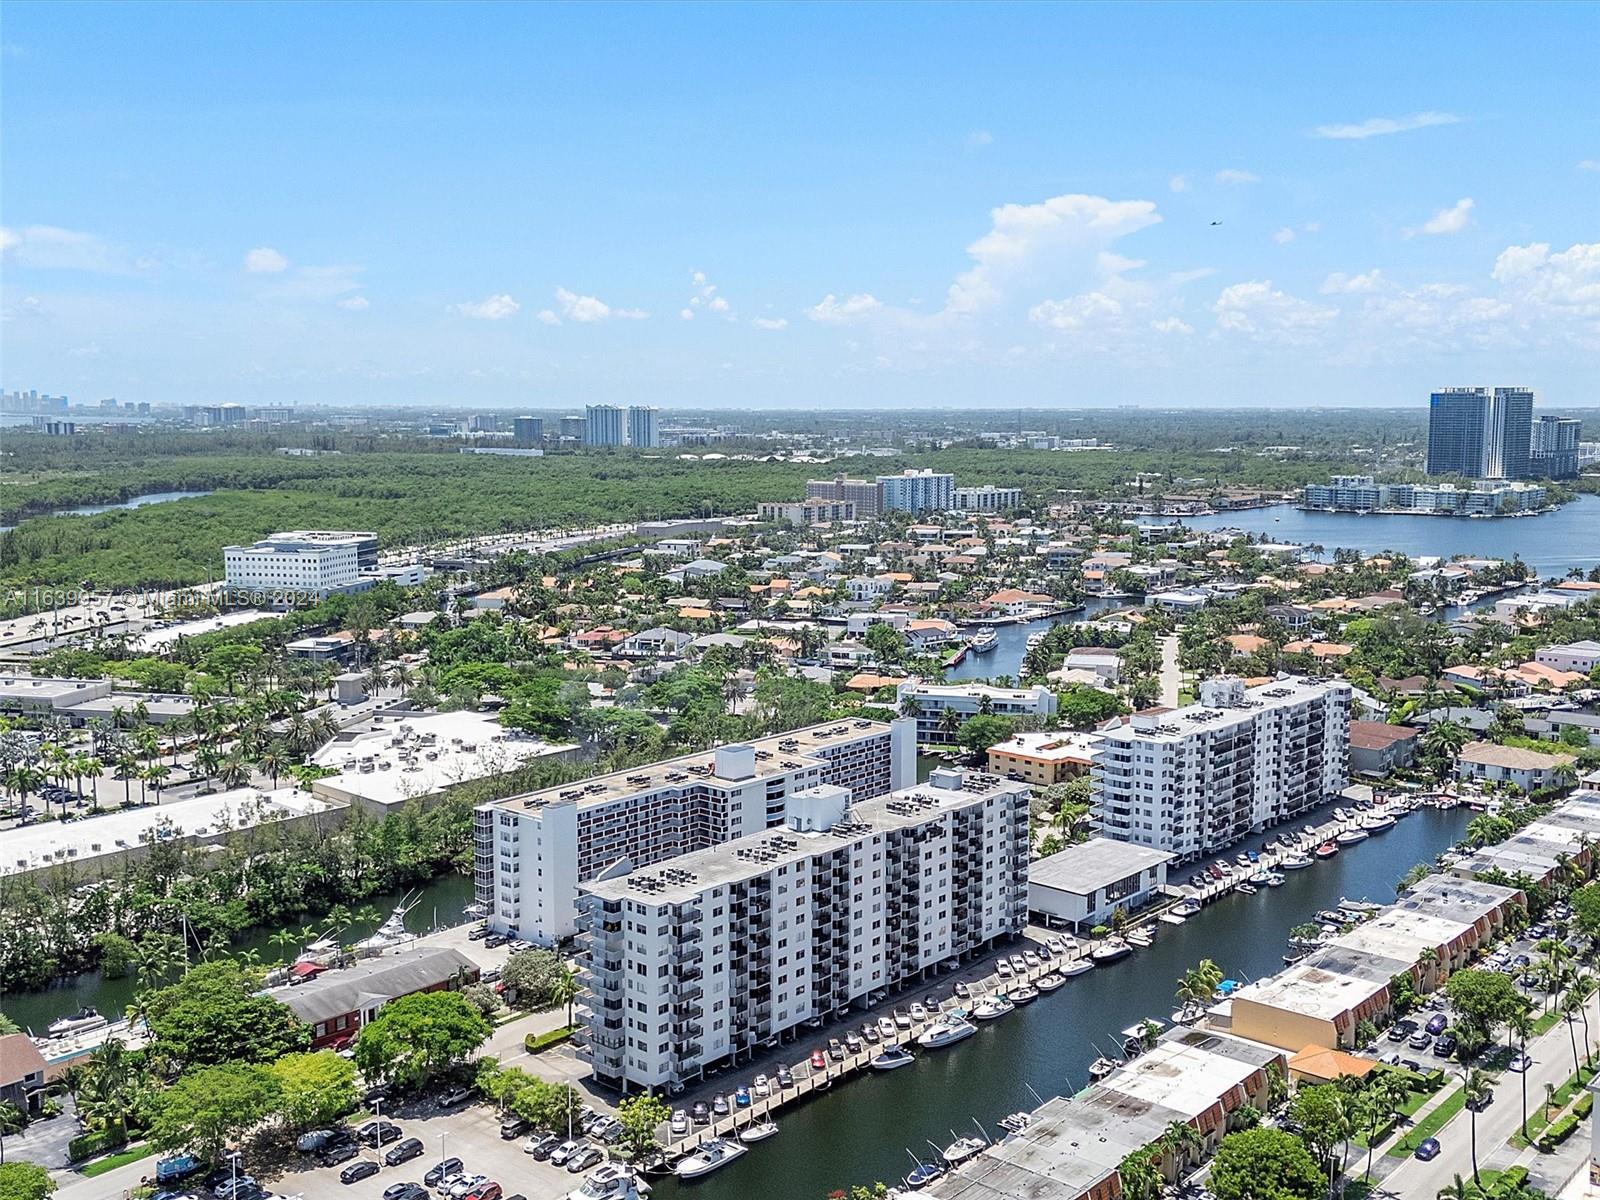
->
[
  {"left": 384, "top": 1184, "right": 428, "bottom": 1200},
  {"left": 524, "top": 1133, "right": 561, "bottom": 1159},
  {"left": 385, "top": 1136, "right": 425, "bottom": 1166},
  {"left": 1424, "top": 1013, "right": 1449, "bottom": 1036},
  {"left": 690, "top": 1101, "right": 711, "bottom": 1125},
  {"left": 1509, "top": 1053, "right": 1534, "bottom": 1072},
  {"left": 297, "top": 1128, "right": 344, "bottom": 1153},
  {"left": 440, "top": 1086, "right": 473, "bottom": 1109},
  {"left": 1414, "top": 1137, "right": 1441, "bottom": 1161},
  {"left": 567, "top": 1146, "right": 604, "bottom": 1173},
  {"left": 341, "top": 1161, "right": 380, "bottom": 1185},
  {"left": 591, "top": 1117, "right": 624, "bottom": 1144},
  {"left": 446, "top": 1176, "right": 488, "bottom": 1200},
  {"left": 424, "top": 1156, "right": 465, "bottom": 1186},
  {"left": 1387, "top": 1021, "right": 1415, "bottom": 1043},
  {"left": 464, "top": 1185, "right": 502, "bottom": 1200},
  {"left": 213, "top": 1174, "right": 257, "bottom": 1199},
  {"left": 1407, "top": 1030, "right": 1432, "bottom": 1050},
  {"left": 809, "top": 1049, "right": 827, "bottom": 1070},
  {"left": 358, "top": 1120, "right": 403, "bottom": 1146},
  {"left": 775, "top": 1066, "right": 794, "bottom": 1088},
  {"left": 549, "top": 1140, "right": 583, "bottom": 1167},
  {"left": 499, "top": 1116, "right": 528, "bottom": 1140},
  {"left": 669, "top": 1110, "right": 689, "bottom": 1136},
  {"left": 1433, "top": 1033, "right": 1457, "bottom": 1057},
  {"left": 320, "top": 1142, "right": 360, "bottom": 1168}
]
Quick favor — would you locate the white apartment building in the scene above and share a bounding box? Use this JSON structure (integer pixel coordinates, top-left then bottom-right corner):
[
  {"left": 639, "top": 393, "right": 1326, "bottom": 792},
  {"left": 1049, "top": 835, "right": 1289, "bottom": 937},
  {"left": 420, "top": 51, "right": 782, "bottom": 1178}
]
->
[
  {"left": 474, "top": 719, "right": 916, "bottom": 945},
  {"left": 1092, "top": 676, "right": 1350, "bottom": 863},
  {"left": 952, "top": 485, "right": 1022, "bottom": 513},
  {"left": 575, "top": 767, "right": 1030, "bottom": 1091},
  {"left": 895, "top": 681, "right": 1058, "bottom": 745},
  {"left": 222, "top": 530, "right": 376, "bottom": 598}
]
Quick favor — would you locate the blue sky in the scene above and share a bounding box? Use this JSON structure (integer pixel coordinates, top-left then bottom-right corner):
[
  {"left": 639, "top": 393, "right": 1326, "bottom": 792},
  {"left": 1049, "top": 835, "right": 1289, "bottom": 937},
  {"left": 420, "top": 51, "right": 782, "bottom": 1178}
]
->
[{"left": 3, "top": 1, "right": 1597, "bottom": 409}]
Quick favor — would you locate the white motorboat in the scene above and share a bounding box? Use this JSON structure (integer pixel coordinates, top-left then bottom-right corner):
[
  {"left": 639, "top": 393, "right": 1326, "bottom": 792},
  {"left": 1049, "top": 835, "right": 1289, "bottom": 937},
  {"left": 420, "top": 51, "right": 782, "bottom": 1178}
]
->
[
  {"left": 1009, "top": 984, "right": 1040, "bottom": 1005},
  {"left": 46, "top": 1006, "right": 107, "bottom": 1039},
  {"left": 738, "top": 1121, "right": 778, "bottom": 1144},
  {"left": 1058, "top": 959, "right": 1095, "bottom": 976},
  {"left": 1035, "top": 972, "right": 1066, "bottom": 992},
  {"left": 568, "top": 1164, "right": 646, "bottom": 1200},
  {"left": 1263, "top": 871, "right": 1285, "bottom": 887},
  {"left": 1171, "top": 1001, "right": 1206, "bottom": 1025},
  {"left": 970, "top": 629, "right": 999, "bottom": 654},
  {"left": 1091, "top": 940, "right": 1132, "bottom": 963},
  {"left": 1280, "top": 853, "right": 1313, "bottom": 870},
  {"left": 674, "top": 1138, "right": 748, "bottom": 1179},
  {"left": 1236, "top": 882, "right": 1258, "bottom": 895},
  {"left": 1088, "top": 1055, "right": 1120, "bottom": 1082},
  {"left": 1160, "top": 913, "right": 1187, "bottom": 926},
  {"left": 1172, "top": 898, "right": 1203, "bottom": 917},
  {"left": 871, "top": 1045, "right": 915, "bottom": 1070},
  {"left": 917, "top": 1015, "right": 978, "bottom": 1048},
  {"left": 354, "top": 890, "right": 420, "bottom": 952},
  {"left": 904, "top": 1161, "right": 947, "bottom": 1190},
  {"left": 1126, "top": 930, "right": 1153, "bottom": 948},
  {"left": 1360, "top": 812, "right": 1396, "bottom": 832},
  {"left": 972, "top": 994, "right": 1015, "bottom": 1020},
  {"left": 1334, "top": 828, "right": 1369, "bottom": 846},
  {"left": 941, "top": 1136, "right": 987, "bottom": 1166},
  {"left": 997, "top": 1111, "right": 1032, "bottom": 1135},
  {"left": 1025, "top": 631, "right": 1047, "bottom": 652}
]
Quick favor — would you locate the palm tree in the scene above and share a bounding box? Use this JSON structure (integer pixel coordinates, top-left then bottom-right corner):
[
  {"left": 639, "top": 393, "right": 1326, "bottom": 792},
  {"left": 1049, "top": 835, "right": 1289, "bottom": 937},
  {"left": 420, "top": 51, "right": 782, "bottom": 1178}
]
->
[
  {"left": 1508, "top": 1005, "right": 1534, "bottom": 1141},
  {"left": 1116, "top": 1149, "right": 1163, "bottom": 1200},
  {"left": 1437, "top": 1175, "right": 1471, "bottom": 1200},
  {"left": 6, "top": 764, "right": 44, "bottom": 823},
  {"left": 550, "top": 964, "right": 580, "bottom": 1030},
  {"left": 937, "top": 708, "right": 961, "bottom": 743},
  {"left": 257, "top": 741, "right": 288, "bottom": 789},
  {"left": 1462, "top": 1068, "right": 1491, "bottom": 1186},
  {"left": 1561, "top": 989, "right": 1585, "bottom": 1075},
  {"left": 0, "top": 1099, "right": 25, "bottom": 1163},
  {"left": 217, "top": 752, "right": 250, "bottom": 789},
  {"left": 1156, "top": 1119, "right": 1202, "bottom": 1173}
]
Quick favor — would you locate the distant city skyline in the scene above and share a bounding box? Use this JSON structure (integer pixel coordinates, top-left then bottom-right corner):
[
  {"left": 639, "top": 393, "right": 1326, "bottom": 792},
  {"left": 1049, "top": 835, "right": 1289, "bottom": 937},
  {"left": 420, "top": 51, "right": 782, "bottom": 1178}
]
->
[{"left": 2, "top": 2, "right": 1596, "bottom": 409}]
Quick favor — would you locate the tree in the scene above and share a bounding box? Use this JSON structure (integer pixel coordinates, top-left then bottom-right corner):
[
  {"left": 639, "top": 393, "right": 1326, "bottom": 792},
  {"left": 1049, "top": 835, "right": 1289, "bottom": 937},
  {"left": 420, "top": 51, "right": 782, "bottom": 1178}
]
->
[
  {"left": 1443, "top": 968, "right": 1521, "bottom": 1059},
  {"left": 863, "top": 622, "right": 905, "bottom": 665},
  {"left": 141, "top": 960, "right": 310, "bottom": 1069},
  {"left": 1461, "top": 1068, "right": 1492, "bottom": 1186},
  {"left": 148, "top": 1062, "right": 280, "bottom": 1165},
  {"left": 1116, "top": 1149, "right": 1163, "bottom": 1200},
  {"left": 616, "top": 1092, "right": 670, "bottom": 1162},
  {"left": 549, "top": 965, "right": 579, "bottom": 1029},
  {"left": 1288, "top": 1084, "right": 1349, "bottom": 1192},
  {"left": 1508, "top": 1004, "right": 1534, "bottom": 1141},
  {"left": 352, "top": 991, "right": 490, "bottom": 1089},
  {"left": 956, "top": 714, "right": 1015, "bottom": 757},
  {"left": 268, "top": 1051, "right": 358, "bottom": 1131},
  {"left": 1209, "top": 1127, "right": 1324, "bottom": 1200},
  {"left": 501, "top": 949, "right": 570, "bottom": 1010},
  {"left": 0, "top": 1103, "right": 26, "bottom": 1167},
  {"left": 0, "top": 1162, "right": 56, "bottom": 1200},
  {"left": 1057, "top": 684, "right": 1126, "bottom": 730}
]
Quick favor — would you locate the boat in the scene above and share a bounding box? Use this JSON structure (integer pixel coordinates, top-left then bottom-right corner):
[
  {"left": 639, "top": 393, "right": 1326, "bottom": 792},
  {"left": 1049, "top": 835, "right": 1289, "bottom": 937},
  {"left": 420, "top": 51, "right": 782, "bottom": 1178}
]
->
[
  {"left": 917, "top": 1015, "right": 978, "bottom": 1048},
  {"left": 942, "top": 1136, "right": 987, "bottom": 1166},
  {"left": 1125, "top": 930, "right": 1153, "bottom": 948},
  {"left": 997, "top": 1111, "right": 1032, "bottom": 1135},
  {"left": 1360, "top": 812, "right": 1396, "bottom": 833},
  {"left": 904, "top": 1161, "right": 947, "bottom": 1190},
  {"left": 674, "top": 1138, "right": 748, "bottom": 1179},
  {"left": 738, "top": 1121, "right": 779, "bottom": 1145},
  {"left": 1281, "top": 853, "right": 1313, "bottom": 870},
  {"left": 567, "top": 1164, "right": 647, "bottom": 1200},
  {"left": 46, "top": 1006, "right": 107, "bottom": 1039},
  {"left": 1171, "top": 1001, "right": 1206, "bottom": 1025},
  {"left": 1334, "top": 828, "right": 1369, "bottom": 846},
  {"left": 354, "top": 890, "right": 421, "bottom": 952},
  {"left": 1314, "top": 841, "right": 1339, "bottom": 859},
  {"left": 1009, "top": 984, "right": 1040, "bottom": 1005},
  {"left": 1091, "top": 940, "right": 1133, "bottom": 963},
  {"left": 969, "top": 629, "right": 999, "bottom": 654},
  {"left": 1235, "top": 882, "right": 1258, "bottom": 896},
  {"left": 1024, "top": 630, "right": 1047, "bottom": 652},
  {"left": 871, "top": 1046, "right": 915, "bottom": 1070},
  {"left": 1087, "top": 1055, "right": 1120, "bottom": 1082},
  {"left": 1160, "top": 913, "right": 1188, "bottom": 926},
  {"left": 1172, "top": 898, "right": 1202, "bottom": 917},
  {"left": 972, "top": 994, "right": 1015, "bottom": 1021},
  {"left": 1283, "top": 949, "right": 1307, "bottom": 964},
  {"left": 1058, "top": 959, "right": 1094, "bottom": 977},
  {"left": 1247, "top": 869, "right": 1273, "bottom": 886},
  {"left": 1035, "top": 972, "right": 1066, "bottom": 992},
  {"left": 1263, "top": 871, "right": 1285, "bottom": 887}
]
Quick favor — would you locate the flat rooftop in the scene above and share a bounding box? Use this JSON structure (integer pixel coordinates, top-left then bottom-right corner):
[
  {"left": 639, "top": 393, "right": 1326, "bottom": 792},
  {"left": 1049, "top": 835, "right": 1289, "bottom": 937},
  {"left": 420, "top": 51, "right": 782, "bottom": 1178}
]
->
[
  {"left": 311, "top": 710, "right": 574, "bottom": 808},
  {"left": 484, "top": 718, "right": 896, "bottom": 814},
  {"left": 583, "top": 770, "right": 1019, "bottom": 905},
  {"left": 3, "top": 787, "right": 332, "bottom": 877},
  {"left": 1030, "top": 837, "right": 1173, "bottom": 896},
  {"left": 1104, "top": 676, "right": 1342, "bottom": 743},
  {"left": 1232, "top": 947, "right": 1404, "bottom": 1021},
  {"left": 0, "top": 675, "right": 106, "bottom": 703},
  {"left": 990, "top": 731, "right": 1103, "bottom": 762},
  {"left": 130, "top": 610, "right": 275, "bottom": 652}
]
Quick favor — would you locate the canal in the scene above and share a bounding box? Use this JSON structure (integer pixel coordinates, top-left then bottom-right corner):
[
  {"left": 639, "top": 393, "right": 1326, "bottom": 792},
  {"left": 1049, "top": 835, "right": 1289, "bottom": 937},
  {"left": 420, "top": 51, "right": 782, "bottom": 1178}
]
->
[
  {"left": 945, "top": 599, "right": 1124, "bottom": 683},
  {"left": 0, "top": 872, "right": 476, "bottom": 1035},
  {"left": 662, "top": 803, "right": 1471, "bottom": 1200}
]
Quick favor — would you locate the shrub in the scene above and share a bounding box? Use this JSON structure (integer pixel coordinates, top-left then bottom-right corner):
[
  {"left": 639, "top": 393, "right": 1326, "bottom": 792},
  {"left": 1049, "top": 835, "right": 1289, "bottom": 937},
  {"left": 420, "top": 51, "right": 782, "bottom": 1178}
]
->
[
  {"left": 524, "top": 1026, "right": 575, "bottom": 1055},
  {"left": 1575, "top": 1092, "right": 1593, "bottom": 1118},
  {"left": 68, "top": 1128, "right": 128, "bottom": 1162},
  {"left": 1537, "top": 1113, "right": 1579, "bottom": 1151}
]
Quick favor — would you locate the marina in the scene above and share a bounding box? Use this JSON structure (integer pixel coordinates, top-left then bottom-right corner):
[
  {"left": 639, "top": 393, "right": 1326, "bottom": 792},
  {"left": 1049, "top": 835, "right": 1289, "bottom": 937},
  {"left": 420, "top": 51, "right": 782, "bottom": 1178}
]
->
[{"left": 655, "top": 800, "right": 1471, "bottom": 1200}]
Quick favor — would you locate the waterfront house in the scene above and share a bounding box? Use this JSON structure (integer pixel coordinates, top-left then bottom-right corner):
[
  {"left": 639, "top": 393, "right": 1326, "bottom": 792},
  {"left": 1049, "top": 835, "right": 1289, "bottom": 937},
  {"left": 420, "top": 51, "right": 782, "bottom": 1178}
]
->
[
  {"left": 280, "top": 946, "right": 480, "bottom": 1050},
  {"left": 1455, "top": 741, "right": 1576, "bottom": 792},
  {"left": 988, "top": 730, "right": 1102, "bottom": 785},
  {"left": 0, "top": 1033, "right": 48, "bottom": 1115},
  {"left": 1027, "top": 837, "right": 1172, "bottom": 931},
  {"left": 1347, "top": 721, "right": 1419, "bottom": 776}
]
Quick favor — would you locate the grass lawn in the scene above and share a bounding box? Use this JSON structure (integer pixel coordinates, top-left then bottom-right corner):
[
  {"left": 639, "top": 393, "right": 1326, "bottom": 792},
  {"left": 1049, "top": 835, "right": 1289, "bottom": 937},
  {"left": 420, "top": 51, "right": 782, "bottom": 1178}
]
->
[
  {"left": 1530, "top": 1010, "right": 1563, "bottom": 1036},
  {"left": 80, "top": 1143, "right": 156, "bottom": 1177},
  {"left": 1509, "top": 1062, "right": 1594, "bottom": 1147},
  {"left": 1388, "top": 1086, "right": 1465, "bottom": 1157}
]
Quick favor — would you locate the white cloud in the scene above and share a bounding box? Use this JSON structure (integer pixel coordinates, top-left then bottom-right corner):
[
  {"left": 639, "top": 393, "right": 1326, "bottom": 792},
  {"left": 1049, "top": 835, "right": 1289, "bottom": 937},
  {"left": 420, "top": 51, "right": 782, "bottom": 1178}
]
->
[
  {"left": 1320, "top": 270, "right": 1384, "bottom": 294},
  {"left": 965, "top": 130, "right": 993, "bottom": 148},
  {"left": 1215, "top": 169, "right": 1260, "bottom": 185},
  {"left": 1492, "top": 241, "right": 1600, "bottom": 321},
  {"left": 244, "top": 246, "right": 288, "bottom": 273},
  {"left": 1405, "top": 197, "right": 1474, "bottom": 238},
  {"left": 1212, "top": 280, "right": 1336, "bottom": 344},
  {"left": 807, "top": 293, "right": 884, "bottom": 324},
  {"left": 1168, "top": 175, "right": 1190, "bottom": 193},
  {"left": 1580, "top": 160, "right": 1600, "bottom": 172},
  {"left": 0, "top": 224, "right": 124, "bottom": 272},
  {"left": 680, "top": 307, "right": 695, "bottom": 321},
  {"left": 751, "top": 317, "right": 788, "bottom": 330},
  {"left": 707, "top": 296, "right": 730, "bottom": 314},
  {"left": 1312, "top": 111, "right": 1460, "bottom": 140},
  {"left": 1096, "top": 251, "right": 1146, "bottom": 274},
  {"left": 1029, "top": 291, "right": 1125, "bottom": 331},
  {"left": 454, "top": 293, "right": 520, "bottom": 320},
  {"left": 554, "top": 287, "right": 647, "bottom": 322},
  {"left": 1273, "top": 228, "right": 1296, "bottom": 245},
  {"left": 536, "top": 309, "right": 561, "bottom": 326},
  {"left": 1303, "top": 222, "right": 1322, "bottom": 234},
  {"left": 337, "top": 296, "right": 370, "bottom": 311},
  {"left": 1151, "top": 317, "right": 1193, "bottom": 335},
  {"left": 945, "top": 193, "right": 1162, "bottom": 315}
]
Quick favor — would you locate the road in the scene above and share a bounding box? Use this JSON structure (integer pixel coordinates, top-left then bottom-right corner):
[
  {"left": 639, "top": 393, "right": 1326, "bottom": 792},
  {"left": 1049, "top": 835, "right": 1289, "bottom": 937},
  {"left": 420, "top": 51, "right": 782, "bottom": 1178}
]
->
[
  {"left": 1158, "top": 634, "right": 1181, "bottom": 708},
  {"left": 1377, "top": 985, "right": 1600, "bottom": 1198}
]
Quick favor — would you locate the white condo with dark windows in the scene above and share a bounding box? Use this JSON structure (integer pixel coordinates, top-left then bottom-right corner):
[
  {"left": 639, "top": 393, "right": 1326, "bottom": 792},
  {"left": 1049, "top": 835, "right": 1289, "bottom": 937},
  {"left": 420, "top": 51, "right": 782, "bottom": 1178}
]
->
[
  {"left": 1091, "top": 676, "right": 1350, "bottom": 863},
  {"left": 474, "top": 719, "right": 916, "bottom": 946},
  {"left": 575, "top": 767, "right": 1031, "bottom": 1091},
  {"left": 222, "top": 529, "right": 377, "bottom": 598}
]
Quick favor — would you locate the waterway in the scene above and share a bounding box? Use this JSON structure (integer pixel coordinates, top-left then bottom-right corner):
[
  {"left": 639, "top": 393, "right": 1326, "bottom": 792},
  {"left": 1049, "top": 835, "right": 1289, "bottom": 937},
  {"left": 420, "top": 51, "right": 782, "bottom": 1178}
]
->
[
  {"left": 1176, "top": 495, "right": 1600, "bottom": 579},
  {"left": 664, "top": 804, "right": 1471, "bottom": 1200},
  {"left": 945, "top": 599, "right": 1123, "bottom": 683},
  {"left": 0, "top": 490, "right": 213, "bottom": 533},
  {"left": 0, "top": 871, "right": 475, "bottom": 1035}
]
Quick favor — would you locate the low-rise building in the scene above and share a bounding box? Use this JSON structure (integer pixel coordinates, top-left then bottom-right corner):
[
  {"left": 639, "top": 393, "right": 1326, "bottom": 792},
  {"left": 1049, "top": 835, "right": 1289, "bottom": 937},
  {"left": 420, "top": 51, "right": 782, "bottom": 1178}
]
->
[
  {"left": 279, "top": 947, "right": 480, "bottom": 1049},
  {"left": 1537, "top": 641, "right": 1600, "bottom": 675},
  {"left": 1028, "top": 838, "right": 1173, "bottom": 931},
  {"left": 1455, "top": 741, "right": 1576, "bottom": 792},
  {"left": 987, "top": 730, "right": 1101, "bottom": 785},
  {"left": 223, "top": 530, "right": 377, "bottom": 600},
  {"left": 756, "top": 499, "right": 857, "bottom": 525},
  {"left": 1347, "top": 721, "right": 1419, "bottom": 776},
  {"left": 1452, "top": 790, "right": 1600, "bottom": 885},
  {"left": 0, "top": 1034, "right": 49, "bottom": 1115},
  {"left": 576, "top": 768, "right": 1030, "bottom": 1090},
  {"left": 896, "top": 681, "right": 1058, "bottom": 745},
  {"left": 1063, "top": 647, "right": 1122, "bottom": 683}
]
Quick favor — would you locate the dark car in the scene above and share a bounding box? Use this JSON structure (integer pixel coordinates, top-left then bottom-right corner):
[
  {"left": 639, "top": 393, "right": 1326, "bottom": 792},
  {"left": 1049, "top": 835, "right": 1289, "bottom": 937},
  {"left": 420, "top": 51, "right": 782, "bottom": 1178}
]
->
[
  {"left": 384, "top": 1136, "right": 424, "bottom": 1166},
  {"left": 1414, "top": 1136, "right": 1441, "bottom": 1161},
  {"left": 425, "top": 1157, "right": 465, "bottom": 1187},
  {"left": 321, "top": 1142, "right": 361, "bottom": 1168},
  {"left": 499, "top": 1115, "right": 528, "bottom": 1139},
  {"left": 384, "top": 1185, "right": 428, "bottom": 1200},
  {"left": 341, "top": 1160, "right": 380, "bottom": 1185},
  {"left": 1466, "top": 1088, "right": 1495, "bottom": 1113},
  {"left": 1387, "top": 1021, "right": 1415, "bottom": 1043},
  {"left": 1424, "top": 1013, "right": 1449, "bottom": 1036},
  {"left": 359, "top": 1120, "right": 403, "bottom": 1146},
  {"left": 691, "top": 1101, "right": 711, "bottom": 1125},
  {"left": 525, "top": 1134, "right": 561, "bottom": 1160},
  {"left": 1433, "top": 1033, "right": 1457, "bottom": 1057}
]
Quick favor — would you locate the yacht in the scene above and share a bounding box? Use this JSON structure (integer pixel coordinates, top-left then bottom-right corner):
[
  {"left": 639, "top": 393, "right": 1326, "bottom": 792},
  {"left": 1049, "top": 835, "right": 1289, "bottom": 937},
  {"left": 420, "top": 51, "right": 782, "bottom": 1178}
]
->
[
  {"left": 1280, "top": 853, "right": 1313, "bottom": 870},
  {"left": 1236, "top": 882, "right": 1258, "bottom": 895},
  {"left": 1035, "top": 972, "right": 1066, "bottom": 993},
  {"left": 354, "top": 891, "right": 421, "bottom": 953},
  {"left": 1125, "top": 929, "right": 1153, "bottom": 948},
  {"left": 674, "top": 1138, "right": 747, "bottom": 1180},
  {"left": 1024, "top": 631, "right": 1047, "bottom": 652},
  {"left": 1088, "top": 1055, "right": 1120, "bottom": 1082},
  {"left": 1334, "top": 828, "right": 1369, "bottom": 846},
  {"left": 1360, "top": 812, "right": 1396, "bottom": 833},
  {"left": 941, "top": 1136, "right": 987, "bottom": 1166},
  {"left": 871, "top": 1045, "right": 916, "bottom": 1070},
  {"left": 1172, "top": 898, "right": 1203, "bottom": 917},
  {"left": 904, "top": 1162, "right": 947, "bottom": 1190},
  {"left": 46, "top": 1006, "right": 108, "bottom": 1039},
  {"left": 969, "top": 629, "right": 999, "bottom": 654},
  {"left": 738, "top": 1121, "right": 778, "bottom": 1144},
  {"left": 1009, "top": 983, "right": 1040, "bottom": 1005},
  {"left": 1314, "top": 841, "right": 1339, "bottom": 859},
  {"left": 972, "top": 994, "right": 1015, "bottom": 1020},
  {"left": 1091, "top": 940, "right": 1133, "bottom": 963},
  {"left": 997, "top": 1112, "right": 1032, "bottom": 1136},
  {"left": 917, "top": 1014, "right": 978, "bottom": 1049},
  {"left": 567, "top": 1165, "right": 646, "bottom": 1200},
  {"left": 1058, "top": 958, "right": 1095, "bottom": 976}
]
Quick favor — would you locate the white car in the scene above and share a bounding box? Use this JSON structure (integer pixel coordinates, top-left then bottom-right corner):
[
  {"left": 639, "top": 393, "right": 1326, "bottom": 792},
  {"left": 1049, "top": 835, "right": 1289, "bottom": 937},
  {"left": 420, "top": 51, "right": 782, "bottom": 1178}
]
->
[
  {"left": 447, "top": 1176, "right": 488, "bottom": 1200},
  {"left": 753, "top": 1074, "right": 771, "bottom": 1098},
  {"left": 1508, "top": 1053, "right": 1534, "bottom": 1072},
  {"left": 549, "top": 1139, "right": 584, "bottom": 1166},
  {"left": 669, "top": 1110, "right": 689, "bottom": 1136}
]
